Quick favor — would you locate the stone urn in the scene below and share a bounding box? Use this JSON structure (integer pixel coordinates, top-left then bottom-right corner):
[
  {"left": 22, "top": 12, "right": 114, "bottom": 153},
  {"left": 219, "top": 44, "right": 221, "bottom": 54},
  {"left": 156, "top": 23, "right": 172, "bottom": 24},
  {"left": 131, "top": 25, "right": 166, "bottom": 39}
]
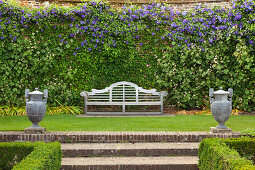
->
[
  {"left": 25, "top": 88, "right": 48, "bottom": 133},
  {"left": 209, "top": 87, "right": 233, "bottom": 133}
]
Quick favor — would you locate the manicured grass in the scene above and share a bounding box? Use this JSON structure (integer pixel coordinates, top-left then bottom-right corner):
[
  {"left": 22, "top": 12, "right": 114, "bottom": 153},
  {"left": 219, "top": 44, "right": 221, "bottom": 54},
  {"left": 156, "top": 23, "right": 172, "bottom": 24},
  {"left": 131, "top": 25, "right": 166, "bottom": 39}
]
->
[{"left": 0, "top": 115, "right": 254, "bottom": 132}]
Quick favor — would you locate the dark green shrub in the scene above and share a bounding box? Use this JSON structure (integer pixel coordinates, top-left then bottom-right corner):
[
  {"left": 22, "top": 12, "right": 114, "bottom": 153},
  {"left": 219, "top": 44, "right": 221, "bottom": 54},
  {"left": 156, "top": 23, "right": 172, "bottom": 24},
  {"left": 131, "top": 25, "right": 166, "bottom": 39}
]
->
[
  {"left": 0, "top": 0, "right": 160, "bottom": 107},
  {"left": 0, "top": 142, "right": 62, "bottom": 170},
  {"left": 225, "top": 137, "right": 255, "bottom": 164},
  {"left": 156, "top": 0, "right": 255, "bottom": 111},
  {"left": 0, "top": 142, "right": 34, "bottom": 169},
  {"left": 198, "top": 138, "right": 255, "bottom": 170}
]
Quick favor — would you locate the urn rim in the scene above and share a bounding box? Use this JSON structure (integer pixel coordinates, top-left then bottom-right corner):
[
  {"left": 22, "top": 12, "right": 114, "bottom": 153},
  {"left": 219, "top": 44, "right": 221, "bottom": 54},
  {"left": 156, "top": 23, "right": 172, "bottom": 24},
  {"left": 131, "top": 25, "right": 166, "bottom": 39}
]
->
[
  {"left": 213, "top": 87, "right": 230, "bottom": 95},
  {"left": 28, "top": 88, "right": 44, "bottom": 96}
]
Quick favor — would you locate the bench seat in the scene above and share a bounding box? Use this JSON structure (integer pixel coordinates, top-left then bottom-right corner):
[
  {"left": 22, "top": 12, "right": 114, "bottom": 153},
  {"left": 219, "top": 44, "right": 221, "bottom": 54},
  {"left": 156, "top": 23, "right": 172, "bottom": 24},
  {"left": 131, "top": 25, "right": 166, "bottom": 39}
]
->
[{"left": 80, "top": 81, "right": 167, "bottom": 115}]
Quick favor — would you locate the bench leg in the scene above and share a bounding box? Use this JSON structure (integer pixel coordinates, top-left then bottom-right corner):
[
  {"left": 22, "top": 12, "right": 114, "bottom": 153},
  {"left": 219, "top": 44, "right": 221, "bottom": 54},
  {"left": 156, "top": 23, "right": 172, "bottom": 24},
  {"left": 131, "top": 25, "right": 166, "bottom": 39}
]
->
[
  {"left": 161, "top": 94, "right": 164, "bottom": 114},
  {"left": 122, "top": 104, "right": 125, "bottom": 112},
  {"left": 85, "top": 105, "right": 88, "bottom": 114},
  {"left": 84, "top": 101, "right": 88, "bottom": 114}
]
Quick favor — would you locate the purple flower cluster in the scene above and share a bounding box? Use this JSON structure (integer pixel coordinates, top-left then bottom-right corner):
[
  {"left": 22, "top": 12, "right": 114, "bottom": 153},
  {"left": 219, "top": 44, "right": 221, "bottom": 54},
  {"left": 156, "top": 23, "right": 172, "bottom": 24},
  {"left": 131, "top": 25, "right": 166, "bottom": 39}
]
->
[
  {"left": 164, "top": 0, "right": 255, "bottom": 49},
  {"left": 0, "top": 0, "right": 254, "bottom": 56}
]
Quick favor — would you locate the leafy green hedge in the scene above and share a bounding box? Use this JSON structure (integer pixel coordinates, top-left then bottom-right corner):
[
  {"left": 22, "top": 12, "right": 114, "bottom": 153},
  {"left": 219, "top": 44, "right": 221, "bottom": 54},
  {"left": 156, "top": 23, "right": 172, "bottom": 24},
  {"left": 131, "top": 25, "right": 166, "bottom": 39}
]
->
[
  {"left": 0, "top": 142, "right": 62, "bottom": 170},
  {"left": 156, "top": 0, "right": 255, "bottom": 110},
  {"left": 0, "top": 0, "right": 255, "bottom": 111},
  {"left": 0, "top": 142, "right": 34, "bottom": 169},
  {"left": 198, "top": 138, "right": 255, "bottom": 170},
  {"left": 0, "top": 0, "right": 158, "bottom": 107},
  {"left": 225, "top": 137, "right": 255, "bottom": 164}
]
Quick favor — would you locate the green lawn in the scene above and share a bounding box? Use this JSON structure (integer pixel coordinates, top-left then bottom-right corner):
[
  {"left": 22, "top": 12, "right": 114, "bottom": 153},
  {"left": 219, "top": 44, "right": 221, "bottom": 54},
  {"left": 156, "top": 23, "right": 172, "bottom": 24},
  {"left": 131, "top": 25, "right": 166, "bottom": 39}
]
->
[{"left": 0, "top": 115, "right": 254, "bottom": 132}]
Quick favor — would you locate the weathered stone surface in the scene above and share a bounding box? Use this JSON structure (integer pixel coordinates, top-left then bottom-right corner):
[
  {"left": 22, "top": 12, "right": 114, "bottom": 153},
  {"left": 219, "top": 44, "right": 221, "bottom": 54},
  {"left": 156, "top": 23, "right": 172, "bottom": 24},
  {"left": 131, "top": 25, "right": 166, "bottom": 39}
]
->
[
  {"left": 210, "top": 127, "right": 233, "bottom": 133},
  {"left": 61, "top": 142, "right": 199, "bottom": 157},
  {"left": 24, "top": 127, "right": 46, "bottom": 134},
  {"left": 61, "top": 156, "right": 199, "bottom": 170},
  {"left": 209, "top": 88, "right": 233, "bottom": 130}
]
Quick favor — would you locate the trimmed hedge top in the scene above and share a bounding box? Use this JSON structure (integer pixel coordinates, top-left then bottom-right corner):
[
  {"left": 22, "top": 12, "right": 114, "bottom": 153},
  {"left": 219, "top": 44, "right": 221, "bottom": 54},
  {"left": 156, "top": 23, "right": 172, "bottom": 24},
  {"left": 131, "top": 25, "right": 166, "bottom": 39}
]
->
[
  {"left": 198, "top": 137, "right": 255, "bottom": 170},
  {"left": 0, "top": 142, "right": 34, "bottom": 169},
  {"left": 0, "top": 141, "right": 62, "bottom": 170}
]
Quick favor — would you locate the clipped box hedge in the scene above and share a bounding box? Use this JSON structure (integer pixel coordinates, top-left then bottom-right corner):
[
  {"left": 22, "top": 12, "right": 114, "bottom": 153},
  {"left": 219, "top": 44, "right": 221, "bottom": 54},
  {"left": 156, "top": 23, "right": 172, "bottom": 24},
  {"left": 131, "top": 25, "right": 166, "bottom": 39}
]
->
[
  {"left": 198, "top": 137, "right": 255, "bottom": 170},
  {"left": 0, "top": 141, "right": 62, "bottom": 170}
]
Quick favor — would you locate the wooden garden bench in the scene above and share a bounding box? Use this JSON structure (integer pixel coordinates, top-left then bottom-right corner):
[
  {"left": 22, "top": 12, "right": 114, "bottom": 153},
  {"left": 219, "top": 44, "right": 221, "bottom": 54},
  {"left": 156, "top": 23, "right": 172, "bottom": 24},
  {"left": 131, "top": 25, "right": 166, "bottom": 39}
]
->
[{"left": 80, "top": 81, "right": 167, "bottom": 115}]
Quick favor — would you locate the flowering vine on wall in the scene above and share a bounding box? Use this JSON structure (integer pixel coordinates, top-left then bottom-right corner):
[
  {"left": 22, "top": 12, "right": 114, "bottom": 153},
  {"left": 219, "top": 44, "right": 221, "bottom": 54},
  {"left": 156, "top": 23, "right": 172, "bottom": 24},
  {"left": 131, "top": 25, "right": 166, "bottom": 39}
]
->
[{"left": 0, "top": 0, "right": 254, "bottom": 111}]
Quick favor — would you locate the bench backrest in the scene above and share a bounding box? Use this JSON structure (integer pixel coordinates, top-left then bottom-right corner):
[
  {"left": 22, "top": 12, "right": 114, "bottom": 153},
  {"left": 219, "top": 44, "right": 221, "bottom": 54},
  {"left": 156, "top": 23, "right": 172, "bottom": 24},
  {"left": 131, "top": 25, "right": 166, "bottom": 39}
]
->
[{"left": 81, "top": 81, "right": 167, "bottom": 103}]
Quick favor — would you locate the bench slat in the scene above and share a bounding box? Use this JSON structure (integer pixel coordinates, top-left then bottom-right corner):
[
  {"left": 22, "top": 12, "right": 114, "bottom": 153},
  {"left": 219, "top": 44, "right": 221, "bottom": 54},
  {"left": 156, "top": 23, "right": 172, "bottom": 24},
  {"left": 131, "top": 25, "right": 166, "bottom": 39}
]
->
[
  {"left": 87, "top": 102, "right": 161, "bottom": 105},
  {"left": 81, "top": 81, "right": 167, "bottom": 114},
  {"left": 88, "top": 94, "right": 162, "bottom": 96},
  {"left": 88, "top": 99, "right": 109, "bottom": 101}
]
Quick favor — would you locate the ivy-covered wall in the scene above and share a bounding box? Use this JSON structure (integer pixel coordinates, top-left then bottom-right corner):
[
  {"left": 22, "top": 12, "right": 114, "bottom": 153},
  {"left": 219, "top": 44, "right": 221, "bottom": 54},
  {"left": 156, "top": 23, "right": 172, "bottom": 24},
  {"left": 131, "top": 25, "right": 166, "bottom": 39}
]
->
[{"left": 0, "top": 0, "right": 254, "bottom": 111}]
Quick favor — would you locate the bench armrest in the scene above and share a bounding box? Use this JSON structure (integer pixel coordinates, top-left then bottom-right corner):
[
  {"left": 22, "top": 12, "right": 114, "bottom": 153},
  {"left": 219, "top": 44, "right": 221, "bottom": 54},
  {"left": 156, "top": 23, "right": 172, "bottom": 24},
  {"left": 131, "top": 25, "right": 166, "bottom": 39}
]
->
[
  {"left": 161, "top": 91, "right": 168, "bottom": 97},
  {"left": 80, "top": 91, "right": 87, "bottom": 97}
]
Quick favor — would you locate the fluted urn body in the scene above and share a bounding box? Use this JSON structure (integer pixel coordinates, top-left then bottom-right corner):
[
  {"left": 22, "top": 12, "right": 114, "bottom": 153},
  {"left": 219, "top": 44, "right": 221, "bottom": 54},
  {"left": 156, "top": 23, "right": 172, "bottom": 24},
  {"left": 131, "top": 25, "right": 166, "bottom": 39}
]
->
[
  {"left": 25, "top": 88, "right": 48, "bottom": 128},
  {"left": 209, "top": 87, "right": 233, "bottom": 129}
]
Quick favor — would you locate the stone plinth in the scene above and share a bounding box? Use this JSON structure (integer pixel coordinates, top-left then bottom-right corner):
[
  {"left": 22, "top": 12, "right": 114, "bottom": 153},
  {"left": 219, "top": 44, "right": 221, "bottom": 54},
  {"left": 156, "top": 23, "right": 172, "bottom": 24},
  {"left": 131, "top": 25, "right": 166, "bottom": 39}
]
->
[
  {"left": 24, "top": 127, "right": 46, "bottom": 134},
  {"left": 210, "top": 127, "right": 232, "bottom": 134}
]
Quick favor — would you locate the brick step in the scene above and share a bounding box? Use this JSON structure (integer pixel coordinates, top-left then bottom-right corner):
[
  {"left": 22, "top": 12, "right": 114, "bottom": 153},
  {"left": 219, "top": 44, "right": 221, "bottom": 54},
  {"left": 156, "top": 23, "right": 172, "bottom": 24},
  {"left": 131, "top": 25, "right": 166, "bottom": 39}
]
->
[
  {"left": 62, "top": 142, "right": 199, "bottom": 157},
  {"left": 61, "top": 156, "right": 199, "bottom": 170},
  {"left": 1, "top": 131, "right": 241, "bottom": 143}
]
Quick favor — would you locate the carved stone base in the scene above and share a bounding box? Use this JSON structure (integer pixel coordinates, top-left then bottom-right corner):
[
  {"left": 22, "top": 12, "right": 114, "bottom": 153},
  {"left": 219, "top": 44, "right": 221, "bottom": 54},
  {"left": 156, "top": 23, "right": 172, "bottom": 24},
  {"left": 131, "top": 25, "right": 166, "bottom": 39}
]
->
[
  {"left": 210, "top": 127, "right": 232, "bottom": 133},
  {"left": 24, "top": 127, "right": 46, "bottom": 134}
]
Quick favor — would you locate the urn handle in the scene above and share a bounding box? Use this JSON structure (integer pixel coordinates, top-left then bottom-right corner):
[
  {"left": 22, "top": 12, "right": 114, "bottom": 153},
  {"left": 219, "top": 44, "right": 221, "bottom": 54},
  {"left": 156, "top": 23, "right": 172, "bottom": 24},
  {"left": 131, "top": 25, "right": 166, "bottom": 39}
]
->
[
  {"left": 25, "top": 89, "right": 30, "bottom": 103},
  {"left": 209, "top": 88, "right": 214, "bottom": 103},
  {"left": 43, "top": 89, "right": 48, "bottom": 104},
  {"left": 228, "top": 88, "right": 233, "bottom": 102}
]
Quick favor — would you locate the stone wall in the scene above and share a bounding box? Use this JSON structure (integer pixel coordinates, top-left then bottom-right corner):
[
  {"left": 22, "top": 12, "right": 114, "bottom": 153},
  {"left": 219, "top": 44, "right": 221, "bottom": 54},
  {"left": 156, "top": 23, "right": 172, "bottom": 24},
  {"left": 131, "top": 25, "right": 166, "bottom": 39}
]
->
[{"left": 18, "top": 0, "right": 231, "bottom": 10}]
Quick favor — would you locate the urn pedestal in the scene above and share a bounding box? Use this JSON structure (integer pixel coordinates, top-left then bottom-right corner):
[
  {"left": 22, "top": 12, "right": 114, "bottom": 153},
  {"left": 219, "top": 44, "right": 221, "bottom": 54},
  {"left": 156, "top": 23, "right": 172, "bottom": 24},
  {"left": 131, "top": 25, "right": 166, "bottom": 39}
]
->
[
  {"left": 24, "top": 88, "right": 48, "bottom": 134},
  {"left": 209, "top": 87, "right": 233, "bottom": 133}
]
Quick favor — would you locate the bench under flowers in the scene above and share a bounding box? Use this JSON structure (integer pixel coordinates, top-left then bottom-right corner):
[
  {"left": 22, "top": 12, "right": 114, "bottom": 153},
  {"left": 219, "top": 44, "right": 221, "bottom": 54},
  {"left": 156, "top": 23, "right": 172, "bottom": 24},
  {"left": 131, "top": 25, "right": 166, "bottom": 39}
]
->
[{"left": 80, "top": 81, "right": 167, "bottom": 115}]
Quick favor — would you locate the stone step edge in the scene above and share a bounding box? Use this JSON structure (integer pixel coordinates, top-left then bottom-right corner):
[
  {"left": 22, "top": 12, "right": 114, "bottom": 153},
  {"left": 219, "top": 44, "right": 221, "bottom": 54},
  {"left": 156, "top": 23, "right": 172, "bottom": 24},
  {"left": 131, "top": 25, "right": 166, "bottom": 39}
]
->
[
  {"left": 62, "top": 142, "right": 199, "bottom": 157},
  {"left": 61, "top": 156, "right": 198, "bottom": 165},
  {"left": 0, "top": 132, "right": 241, "bottom": 143},
  {"left": 61, "top": 156, "right": 198, "bottom": 170},
  {"left": 61, "top": 142, "right": 199, "bottom": 149},
  {"left": 61, "top": 164, "right": 198, "bottom": 170},
  {"left": 62, "top": 148, "right": 198, "bottom": 157},
  {"left": 60, "top": 164, "right": 198, "bottom": 170}
]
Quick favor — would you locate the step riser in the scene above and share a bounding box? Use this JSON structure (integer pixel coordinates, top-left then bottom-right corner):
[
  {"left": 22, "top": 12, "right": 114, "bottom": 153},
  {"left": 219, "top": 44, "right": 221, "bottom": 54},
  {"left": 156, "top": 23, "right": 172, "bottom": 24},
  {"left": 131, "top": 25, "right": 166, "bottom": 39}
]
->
[
  {"left": 63, "top": 148, "right": 198, "bottom": 157},
  {"left": 61, "top": 164, "right": 198, "bottom": 170}
]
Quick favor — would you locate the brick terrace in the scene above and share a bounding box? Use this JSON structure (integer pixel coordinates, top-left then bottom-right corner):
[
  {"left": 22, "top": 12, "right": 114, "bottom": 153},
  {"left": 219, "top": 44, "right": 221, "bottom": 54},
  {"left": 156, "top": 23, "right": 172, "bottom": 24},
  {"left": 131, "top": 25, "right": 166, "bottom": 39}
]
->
[{"left": 0, "top": 131, "right": 241, "bottom": 143}]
